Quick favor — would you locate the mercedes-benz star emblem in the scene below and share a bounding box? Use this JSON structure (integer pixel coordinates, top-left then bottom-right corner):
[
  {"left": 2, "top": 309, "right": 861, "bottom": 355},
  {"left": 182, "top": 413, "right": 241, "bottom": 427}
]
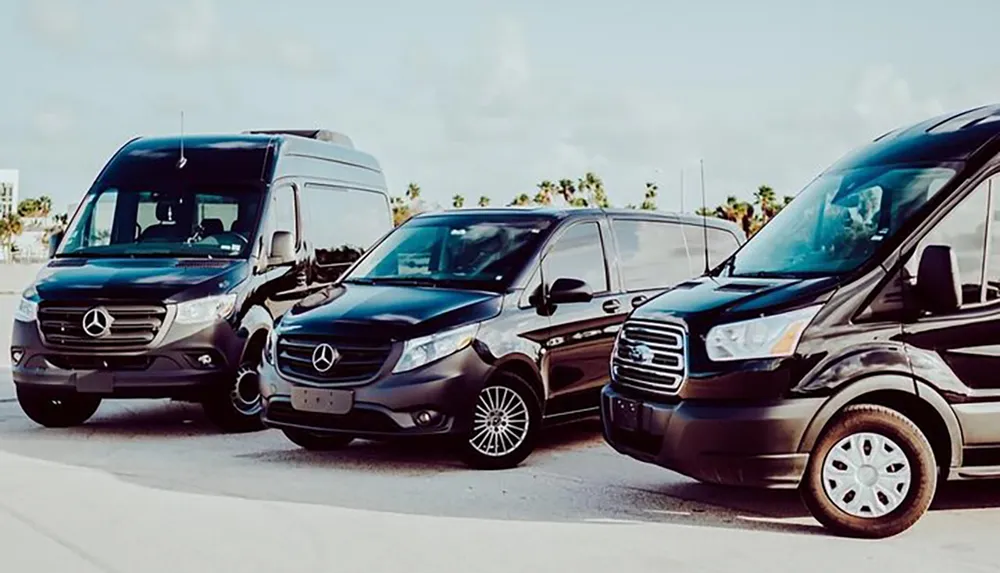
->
[
  {"left": 628, "top": 343, "right": 655, "bottom": 365},
  {"left": 81, "top": 307, "right": 113, "bottom": 338},
  {"left": 311, "top": 343, "right": 340, "bottom": 373}
]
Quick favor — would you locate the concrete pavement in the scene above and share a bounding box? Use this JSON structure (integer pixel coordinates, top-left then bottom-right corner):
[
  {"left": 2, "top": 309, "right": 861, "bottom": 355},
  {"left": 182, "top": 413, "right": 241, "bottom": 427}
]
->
[{"left": 1, "top": 450, "right": 998, "bottom": 573}]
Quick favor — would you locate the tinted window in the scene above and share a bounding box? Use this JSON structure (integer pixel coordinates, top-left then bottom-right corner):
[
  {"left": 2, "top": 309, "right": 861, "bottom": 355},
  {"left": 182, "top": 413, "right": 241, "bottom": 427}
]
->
[
  {"left": 612, "top": 219, "right": 693, "bottom": 290},
  {"left": 345, "top": 216, "right": 552, "bottom": 291},
  {"left": 58, "top": 185, "right": 263, "bottom": 258},
  {"left": 727, "top": 165, "right": 957, "bottom": 277},
  {"left": 906, "top": 174, "right": 997, "bottom": 305},
  {"left": 543, "top": 222, "right": 608, "bottom": 292},
  {"left": 300, "top": 184, "right": 392, "bottom": 267},
  {"left": 682, "top": 224, "right": 741, "bottom": 274}
]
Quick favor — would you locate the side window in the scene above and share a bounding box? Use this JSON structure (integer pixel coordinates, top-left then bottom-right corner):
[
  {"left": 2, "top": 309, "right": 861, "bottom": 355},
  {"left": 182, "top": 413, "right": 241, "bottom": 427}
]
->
[
  {"left": 88, "top": 190, "right": 118, "bottom": 247},
  {"left": 542, "top": 222, "right": 609, "bottom": 293},
  {"left": 682, "top": 224, "right": 741, "bottom": 273},
  {"left": 270, "top": 184, "right": 299, "bottom": 245},
  {"left": 905, "top": 175, "right": 996, "bottom": 306},
  {"left": 708, "top": 228, "right": 742, "bottom": 264},
  {"left": 299, "top": 184, "right": 392, "bottom": 266},
  {"left": 611, "top": 219, "right": 693, "bottom": 291}
]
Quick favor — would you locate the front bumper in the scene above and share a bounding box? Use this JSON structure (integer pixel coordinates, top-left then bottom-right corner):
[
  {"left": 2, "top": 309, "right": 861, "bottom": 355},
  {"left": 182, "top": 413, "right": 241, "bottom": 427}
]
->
[
  {"left": 260, "top": 346, "right": 491, "bottom": 438},
  {"left": 10, "top": 317, "right": 244, "bottom": 400},
  {"left": 600, "top": 384, "right": 824, "bottom": 489}
]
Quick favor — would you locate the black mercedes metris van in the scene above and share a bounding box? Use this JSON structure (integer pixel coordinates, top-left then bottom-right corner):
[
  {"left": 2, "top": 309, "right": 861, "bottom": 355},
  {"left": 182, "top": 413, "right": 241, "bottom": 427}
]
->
[
  {"left": 259, "top": 207, "right": 744, "bottom": 469},
  {"left": 11, "top": 129, "right": 393, "bottom": 433},
  {"left": 601, "top": 104, "right": 1000, "bottom": 538}
]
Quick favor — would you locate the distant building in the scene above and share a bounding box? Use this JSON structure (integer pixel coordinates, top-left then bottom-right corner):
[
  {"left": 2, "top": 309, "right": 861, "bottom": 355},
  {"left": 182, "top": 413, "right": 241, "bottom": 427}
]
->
[{"left": 0, "top": 169, "right": 18, "bottom": 218}]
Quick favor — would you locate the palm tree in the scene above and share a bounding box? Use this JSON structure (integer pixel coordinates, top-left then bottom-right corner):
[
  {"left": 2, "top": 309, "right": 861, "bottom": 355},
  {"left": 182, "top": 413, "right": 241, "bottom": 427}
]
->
[
  {"left": 641, "top": 182, "right": 658, "bottom": 210},
  {"left": 406, "top": 183, "right": 421, "bottom": 202},
  {"left": 534, "top": 180, "right": 556, "bottom": 205},
  {"left": 17, "top": 198, "right": 38, "bottom": 218},
  {"left": 0, "top": 213, "right": 22, "bottom": 259},
  {"left": 576, "top": 172, "right": 609, "bottom": 208},
  {"left": 509, "top": 193, "right": 532, "bottom": 207},
  {"left": 557, "top": 179, "right": 577, "bottom": 205},
  {"left": 477, "top": 196, "right": 491, "bottom": 207},
  {"left": 452, "top": 194, "right": 465, "bottom": 209},
  {"left": 716, "top": 196, "right": 755, "bottom": 237},
  {"left": 37, "top": 195, "right": 53, "bottom": 217},
  {"left": 391, "top": 196, "right": 411, "bottom": 226},
  {"left": 754, "top": 185, "right": 779, "bottom": 220}
]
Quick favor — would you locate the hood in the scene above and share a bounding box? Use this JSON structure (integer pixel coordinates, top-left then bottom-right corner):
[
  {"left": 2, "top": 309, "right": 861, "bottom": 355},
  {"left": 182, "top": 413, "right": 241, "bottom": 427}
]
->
[
  {"left": 31, "top": 258, "right": 248, "bottom": 302},
  {"left": 632, "top": 274, "right": 839, "bottom": 326},
  {"left": 279, "top": 283, "right": 503, "bottom": 341}
]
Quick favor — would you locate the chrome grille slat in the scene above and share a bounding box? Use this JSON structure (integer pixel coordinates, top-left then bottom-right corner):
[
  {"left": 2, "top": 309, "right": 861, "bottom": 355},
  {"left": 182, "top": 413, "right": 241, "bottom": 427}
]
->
[
  {"left": 612, "top": 319, "right": 687, "bottom": 395},
  {"left": 38, "top": 302, "right": 167, "bottom": 350},
  {"left": 276, "top": 335, "right": 392, "bottom": 386}
]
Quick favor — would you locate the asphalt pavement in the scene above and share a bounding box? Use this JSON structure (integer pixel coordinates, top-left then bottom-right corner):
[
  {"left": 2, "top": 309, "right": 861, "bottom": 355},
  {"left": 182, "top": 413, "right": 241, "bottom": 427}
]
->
[{"left": 0, "top": 294, "right": 999, "bottom": 571}]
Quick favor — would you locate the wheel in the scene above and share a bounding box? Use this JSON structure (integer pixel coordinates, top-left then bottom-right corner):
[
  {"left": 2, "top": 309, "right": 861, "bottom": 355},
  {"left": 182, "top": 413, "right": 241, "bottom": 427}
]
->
[
  {"left": 800, "top": 404, "right": 937, "bottom": 539},
  {"left": 458, "top": 372, "right": 542, "bottom": 470},
  {"left": 16, "top": 387, "right": 101, "bottom": 428},
  {"left": 282, "top": 428, "right": 354, "bottom": 451},
  {"left": 201, "top": 361, "right": 266, "bottom": 433}
]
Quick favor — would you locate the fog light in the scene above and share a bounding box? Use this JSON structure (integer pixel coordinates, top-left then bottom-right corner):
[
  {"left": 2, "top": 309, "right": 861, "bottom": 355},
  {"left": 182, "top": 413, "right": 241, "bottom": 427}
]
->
[
  {"left": 11, "top": 349, "right": 23, "bottom": 365},
  {"left": 413, "top": 410, "right": 440, "bottom": 427}
]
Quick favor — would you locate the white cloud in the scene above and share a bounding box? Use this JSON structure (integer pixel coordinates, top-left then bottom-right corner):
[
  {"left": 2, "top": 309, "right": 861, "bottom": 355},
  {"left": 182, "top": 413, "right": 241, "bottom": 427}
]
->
[{"left": 24, "top": 0, "right": 84, "bottom": 48}]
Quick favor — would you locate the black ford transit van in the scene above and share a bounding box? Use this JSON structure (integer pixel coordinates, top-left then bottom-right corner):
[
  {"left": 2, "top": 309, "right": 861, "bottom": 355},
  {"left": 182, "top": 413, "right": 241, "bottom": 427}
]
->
[
  {"left": 259, "top": 207, "right": 744, "bottom": 469},
  {"left": 601, "top": 104, "right": 1000, "bottom": 538},
  {"left": 11, "top": 129, "right": 393, "bottom": 432}
]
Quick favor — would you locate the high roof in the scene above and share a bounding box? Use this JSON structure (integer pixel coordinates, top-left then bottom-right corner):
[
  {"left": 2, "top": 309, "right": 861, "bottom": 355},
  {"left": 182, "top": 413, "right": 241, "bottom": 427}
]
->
[
  {"left": 829, "top": 103, "right": 1000, "bottom": 172},
  {"left": 412, "top": 205, "right": 744, "bottom": 232}
]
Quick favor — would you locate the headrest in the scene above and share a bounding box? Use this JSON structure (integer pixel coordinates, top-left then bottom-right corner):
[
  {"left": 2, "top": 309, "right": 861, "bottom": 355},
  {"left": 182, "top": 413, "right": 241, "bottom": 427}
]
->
[
  {"left": 201, "top": 218, "right": 224, "bottom": 235},
  {"left": 155, "top": 202, "right": 175, "bottom": 222}
]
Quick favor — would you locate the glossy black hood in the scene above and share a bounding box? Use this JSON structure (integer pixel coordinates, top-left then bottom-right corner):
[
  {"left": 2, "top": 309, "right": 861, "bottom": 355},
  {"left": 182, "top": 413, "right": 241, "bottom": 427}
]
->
[
  {"left": 279, "top": 283, "right": 503, "bottom": 341},
  {"left": 31, "top": 258, "right": 248, "bottom": 303},
  {"left": 632, "top": 274, "right": 840, "bottom": 328}
]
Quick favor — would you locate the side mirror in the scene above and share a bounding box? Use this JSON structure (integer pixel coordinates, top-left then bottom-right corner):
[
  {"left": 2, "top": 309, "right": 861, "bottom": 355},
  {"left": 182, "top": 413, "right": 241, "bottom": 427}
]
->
[
  {"left": 268, "top": 231, "right": 296, "bottom": 267},
  {"left": 47, "top": 230, "right": 64, "bottom": 259},
  {"left": 547, "top": 277, "right": 593, "bottom": 304},
  {"left": 916, "top": 244, "right": 960, "bottom": 314}
]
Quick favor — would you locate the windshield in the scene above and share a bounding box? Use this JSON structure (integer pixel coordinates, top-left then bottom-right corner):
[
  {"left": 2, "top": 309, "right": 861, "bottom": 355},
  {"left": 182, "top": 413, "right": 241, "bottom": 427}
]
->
[
  {"left": 57, "top": 184, "right": 264, "bottom": 258},
  {"left": 724, "top": 164, "right": 959, "bottom": 277},
  {"left": 343, "top": 216, "right": 554, "bottom": 290}
]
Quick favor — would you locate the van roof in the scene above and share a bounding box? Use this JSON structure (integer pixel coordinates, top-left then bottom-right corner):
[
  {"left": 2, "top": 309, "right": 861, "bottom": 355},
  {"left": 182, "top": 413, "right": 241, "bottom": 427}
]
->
[
  {"left": 413, "top": 206, "right": 744, "bottom": 234},
  {"left": 122, "top": 129, "right": 382, "bottom": 174},
  {"left": 829, "top": 103, "right": 1000, "bottom": 172}
]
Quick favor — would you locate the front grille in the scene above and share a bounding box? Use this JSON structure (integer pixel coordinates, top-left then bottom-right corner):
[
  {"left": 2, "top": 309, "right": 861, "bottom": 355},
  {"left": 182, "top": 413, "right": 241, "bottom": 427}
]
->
[
  {"left": 38, "top": 302, "right": 168, "bottom": 349},
  {"left": 276, "top": 335, "right": 392, "bottom": 385},
  {"left": 612, "top": 319, "right": 687, "bottom": 395}
]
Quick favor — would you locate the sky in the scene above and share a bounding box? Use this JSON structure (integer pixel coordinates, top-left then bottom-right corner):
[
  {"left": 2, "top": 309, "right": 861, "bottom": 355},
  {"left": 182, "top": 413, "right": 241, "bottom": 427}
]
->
[{"left": 1, "top": 0, "right": 999, "bottom": 215}]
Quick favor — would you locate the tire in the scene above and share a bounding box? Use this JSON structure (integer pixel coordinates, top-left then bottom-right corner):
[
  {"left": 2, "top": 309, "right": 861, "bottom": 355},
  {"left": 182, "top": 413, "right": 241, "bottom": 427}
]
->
[
  {"left": 800, "top": 404, "right": 937, "bottom": 539},
  {"left": 201, "top": 360, "right": 266, "bottom": 433},
  {"left": 457, "top": 372, "right": 542, "bottom": 470},
  {"left": 16, "top": 387, "right": 101, "bottom": 428},
  {"left": 282, "top": 428, "right": 354, "bottom": 451}
]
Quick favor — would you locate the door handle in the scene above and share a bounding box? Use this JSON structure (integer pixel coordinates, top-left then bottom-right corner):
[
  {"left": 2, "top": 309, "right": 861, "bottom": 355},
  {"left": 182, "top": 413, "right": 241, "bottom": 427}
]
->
[
  {"left": 631, "top": 295, "right": 648, "bottom": 308},
  {"left": 602, "top": 299, "right": 621, "bottom": 313}
]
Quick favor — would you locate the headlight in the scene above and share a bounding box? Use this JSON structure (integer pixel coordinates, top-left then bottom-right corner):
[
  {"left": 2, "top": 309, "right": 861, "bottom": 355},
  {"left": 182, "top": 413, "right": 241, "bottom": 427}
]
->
[
  {"left": 174, "top": 294, "right": 237, "bottom": 325},
  {"left": 705, "top": 305, "right": 822, "bottom": 362},
  {"left": 392, "top": 323, "right": 480, "bottom": 374},
  {"left": 14, "top": 297, "right": 38, "bottom": 323}
]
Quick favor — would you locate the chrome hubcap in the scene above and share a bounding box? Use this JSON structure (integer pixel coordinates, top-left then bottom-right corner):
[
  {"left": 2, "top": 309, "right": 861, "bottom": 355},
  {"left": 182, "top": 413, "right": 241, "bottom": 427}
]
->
[
  {"left": 230, "top": 367, "right": 262, "bottom": 416},
  {"left": 470, "top": 386, "right": 529, "bottom": 457},
  {"left": 822, "top": 432, "right": 912, "bottom": 518}
]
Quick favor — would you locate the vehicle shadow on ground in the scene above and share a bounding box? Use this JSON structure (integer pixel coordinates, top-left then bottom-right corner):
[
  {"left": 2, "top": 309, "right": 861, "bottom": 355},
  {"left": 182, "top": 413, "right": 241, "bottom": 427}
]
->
[
  {"left": 242, "top": 418, "right": 608, "bottom": 473},
  {"left": 0, "top": 399, "right": 220, "bottom": 439}
]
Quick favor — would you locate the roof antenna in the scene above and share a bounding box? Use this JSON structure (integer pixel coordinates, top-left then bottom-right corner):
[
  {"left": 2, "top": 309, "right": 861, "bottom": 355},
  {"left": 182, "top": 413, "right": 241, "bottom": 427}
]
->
[
  {"left": 700, "top": 159, "right": 709, "bottom": 274},
  {"left": 176, "top": 111, "right": 187, "bottom": 170}
]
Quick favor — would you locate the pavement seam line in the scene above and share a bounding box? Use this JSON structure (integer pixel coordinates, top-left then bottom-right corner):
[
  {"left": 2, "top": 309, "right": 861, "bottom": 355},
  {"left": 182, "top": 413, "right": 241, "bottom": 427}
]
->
[{"left": 0, "top": 499, "right": 124, "bottom": 573}]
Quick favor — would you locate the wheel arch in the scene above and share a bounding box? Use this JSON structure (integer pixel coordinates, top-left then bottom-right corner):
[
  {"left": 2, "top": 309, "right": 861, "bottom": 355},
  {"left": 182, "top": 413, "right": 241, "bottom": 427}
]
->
[
  {"left": 798, "top": 374, "right": 963, "bottom": 471},
  {"left": 235, "top": 305, "right": 274, "bottom": 366},
  {"left": 487, "top": 354, "right": 545, "bottom": 407}
]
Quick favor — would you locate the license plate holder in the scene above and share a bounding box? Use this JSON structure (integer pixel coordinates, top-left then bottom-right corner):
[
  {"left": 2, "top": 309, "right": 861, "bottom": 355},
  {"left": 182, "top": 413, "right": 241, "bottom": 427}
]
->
[
  {"left": 75, "top": 371, "right": 114, "bottom": 394},
  {"left": 290, "top": 387, "right": 354, "bottom": 415},
  {"left": 612, "top": 396, "right": 640, "bottom": 431}
]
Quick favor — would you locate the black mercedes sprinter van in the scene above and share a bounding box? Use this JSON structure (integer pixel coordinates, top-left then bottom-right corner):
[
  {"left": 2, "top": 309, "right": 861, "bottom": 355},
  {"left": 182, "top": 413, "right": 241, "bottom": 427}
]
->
[
  {"left": 259, "top": 207, "right": 744, "bottom": 469},
  {"left": 601, "top": 104, "right": 1000, "bottom": 538},
  {"left": 11, "top": 129, "right": 393, "bottom": 432}
]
